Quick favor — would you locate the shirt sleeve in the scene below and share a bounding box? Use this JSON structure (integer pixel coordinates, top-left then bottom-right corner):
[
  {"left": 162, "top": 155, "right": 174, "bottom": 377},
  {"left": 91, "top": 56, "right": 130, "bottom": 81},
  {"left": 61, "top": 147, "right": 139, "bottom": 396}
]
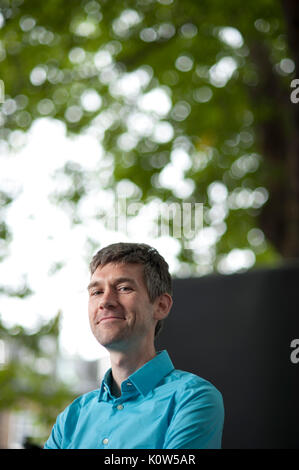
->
[
  {"left": 44, "top": 411, "right": 65, "bottom": 449},
  {"left": 163, "top": 379, "right": 225, "bottom": 449},
  {"left": 44, "top": 394, "right": 84, "bottom": 449},
  {"left": 44, "top": 406, "right": 71, "bottom": 449}
]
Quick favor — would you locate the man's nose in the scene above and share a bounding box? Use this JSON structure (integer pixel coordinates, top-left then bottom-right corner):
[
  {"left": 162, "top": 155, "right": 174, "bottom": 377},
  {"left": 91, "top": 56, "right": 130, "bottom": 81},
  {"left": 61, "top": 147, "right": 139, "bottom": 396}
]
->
[{"left": 99, "top": 288, "right": 118, "bottom": 309}]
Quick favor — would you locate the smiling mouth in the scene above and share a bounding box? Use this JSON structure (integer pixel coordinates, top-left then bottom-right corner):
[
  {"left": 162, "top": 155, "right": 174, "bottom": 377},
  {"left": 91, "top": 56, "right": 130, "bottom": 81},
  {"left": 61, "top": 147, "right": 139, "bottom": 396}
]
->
[{"left": 99, "top": 317, "right": 124, "bottom": 323}]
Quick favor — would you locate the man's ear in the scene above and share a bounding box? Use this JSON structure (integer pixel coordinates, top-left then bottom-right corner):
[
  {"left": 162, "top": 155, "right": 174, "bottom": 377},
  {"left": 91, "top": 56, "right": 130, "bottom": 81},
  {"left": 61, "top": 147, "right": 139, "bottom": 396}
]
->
[{"left": 153, "top": 293, "right": 173, "bottom": 321}]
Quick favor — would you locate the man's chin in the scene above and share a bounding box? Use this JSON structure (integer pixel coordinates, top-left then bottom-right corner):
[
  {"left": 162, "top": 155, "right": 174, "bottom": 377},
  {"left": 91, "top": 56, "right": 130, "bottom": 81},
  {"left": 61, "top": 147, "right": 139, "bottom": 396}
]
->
[{"left": 95, "top": 332, "right": 128, "bottom": 349}]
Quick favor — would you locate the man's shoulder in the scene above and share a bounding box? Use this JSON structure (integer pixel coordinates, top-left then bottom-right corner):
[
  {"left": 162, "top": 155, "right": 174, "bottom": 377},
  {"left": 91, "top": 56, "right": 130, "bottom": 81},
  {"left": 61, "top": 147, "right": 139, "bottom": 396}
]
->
[
  {"left": 62, "top": 389, "right": 99, "bottom": 416},
  {"left": 167, "top": 368, "right": 223, "bottom": 400},
  {"left": 166, "top": 369, "right": 224, "bottom": 424}
]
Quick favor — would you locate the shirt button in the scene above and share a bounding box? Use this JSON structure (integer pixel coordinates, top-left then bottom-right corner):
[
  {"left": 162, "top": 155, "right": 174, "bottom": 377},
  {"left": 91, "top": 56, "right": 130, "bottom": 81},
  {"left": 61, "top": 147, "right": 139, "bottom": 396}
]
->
[
  {"left": 117, "top": 404, "right": 124, "bottom": 410},
  {"left": 102, "top": 438, "right": 109, "bottom": 445}
]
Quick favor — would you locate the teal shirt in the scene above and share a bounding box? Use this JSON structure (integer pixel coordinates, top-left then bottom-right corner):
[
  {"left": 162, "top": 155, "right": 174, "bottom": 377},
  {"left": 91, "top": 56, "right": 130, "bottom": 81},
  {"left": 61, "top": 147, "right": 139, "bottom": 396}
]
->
[{"left": 44, "top": 350, "right": 224, "bottom": 449}]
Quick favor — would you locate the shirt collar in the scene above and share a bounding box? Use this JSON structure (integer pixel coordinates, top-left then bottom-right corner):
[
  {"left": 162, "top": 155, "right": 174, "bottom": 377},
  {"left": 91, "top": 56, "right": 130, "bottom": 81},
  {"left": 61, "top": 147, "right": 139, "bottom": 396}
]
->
[
  {"left": 128, "top": 350, "right": 174, "bottom": 396},
  {"left": 98, "top": 350, "right": 174, "bottom": 400}
]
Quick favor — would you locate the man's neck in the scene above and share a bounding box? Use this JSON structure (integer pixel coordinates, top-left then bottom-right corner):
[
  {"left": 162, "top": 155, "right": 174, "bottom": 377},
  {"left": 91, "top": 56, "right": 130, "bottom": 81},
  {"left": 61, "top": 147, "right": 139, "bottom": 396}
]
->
[{"left": 108, "top": 345, "right": 156, "bottom": 397}]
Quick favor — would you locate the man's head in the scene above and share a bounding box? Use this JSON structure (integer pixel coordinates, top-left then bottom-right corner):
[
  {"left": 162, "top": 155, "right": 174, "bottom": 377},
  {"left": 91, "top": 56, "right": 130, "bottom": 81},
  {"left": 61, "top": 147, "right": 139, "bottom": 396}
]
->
[{"left": 89, "top": 242, "right": 173, "bottom": 339}]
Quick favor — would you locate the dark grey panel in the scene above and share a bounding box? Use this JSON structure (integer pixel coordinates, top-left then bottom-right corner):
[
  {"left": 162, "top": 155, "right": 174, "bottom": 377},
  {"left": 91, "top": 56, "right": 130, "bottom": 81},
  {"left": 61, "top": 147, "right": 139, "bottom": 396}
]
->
[{"left": 156, "top": 264, "right": 299, "bottom": 449}]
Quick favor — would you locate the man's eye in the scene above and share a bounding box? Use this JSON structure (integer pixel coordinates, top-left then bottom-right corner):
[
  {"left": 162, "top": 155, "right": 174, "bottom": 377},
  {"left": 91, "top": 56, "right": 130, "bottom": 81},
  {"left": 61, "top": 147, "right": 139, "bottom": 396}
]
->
[
  {"left": 91, "top": 290, "right": 102, "bottom": 296},
  {"left": 119, "top": 286, "right": 131, "bottom": 292}
]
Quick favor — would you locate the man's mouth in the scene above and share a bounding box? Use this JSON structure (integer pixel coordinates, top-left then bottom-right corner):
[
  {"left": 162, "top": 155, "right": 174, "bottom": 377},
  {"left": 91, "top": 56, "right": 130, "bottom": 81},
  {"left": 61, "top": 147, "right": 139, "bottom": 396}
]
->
[{"left": 98, "top": 316, "right": 125, "bottom": 323}]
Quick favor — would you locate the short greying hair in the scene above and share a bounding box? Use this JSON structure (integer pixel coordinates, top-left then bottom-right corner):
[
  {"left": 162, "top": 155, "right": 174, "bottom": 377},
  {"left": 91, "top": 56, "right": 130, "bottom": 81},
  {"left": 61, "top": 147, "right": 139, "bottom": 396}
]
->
[{"left": 89, "top": 242, "right": 172, "bottom": 337}]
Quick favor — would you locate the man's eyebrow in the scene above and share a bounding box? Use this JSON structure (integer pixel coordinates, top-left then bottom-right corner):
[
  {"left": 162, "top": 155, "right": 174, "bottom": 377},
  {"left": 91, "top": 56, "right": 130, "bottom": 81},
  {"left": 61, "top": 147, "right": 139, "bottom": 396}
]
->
[{"left": 87, "top": 277, "right": 137, "bottom": 291}]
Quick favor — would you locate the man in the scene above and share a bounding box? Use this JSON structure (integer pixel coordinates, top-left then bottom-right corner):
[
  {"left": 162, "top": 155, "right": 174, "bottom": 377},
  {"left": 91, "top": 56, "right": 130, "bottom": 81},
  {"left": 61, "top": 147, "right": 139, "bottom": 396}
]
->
[{"left": 44, "top": 242, "right": 224, "bottom": 449}]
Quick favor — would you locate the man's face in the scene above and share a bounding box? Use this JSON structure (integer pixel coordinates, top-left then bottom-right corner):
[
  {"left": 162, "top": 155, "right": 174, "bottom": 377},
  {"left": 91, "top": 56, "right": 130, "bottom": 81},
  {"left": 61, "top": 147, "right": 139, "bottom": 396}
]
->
[{"left": 87, "top": 262, "right": 158, "bottom": 351}]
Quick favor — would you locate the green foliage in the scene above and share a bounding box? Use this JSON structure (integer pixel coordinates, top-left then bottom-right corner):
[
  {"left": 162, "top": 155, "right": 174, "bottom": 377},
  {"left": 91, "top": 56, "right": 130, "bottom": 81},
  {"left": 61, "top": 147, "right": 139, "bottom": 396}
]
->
[
  {"left": 0, "top": 313, "right": 77, "bottom": 445},
  {"left": 0, "top": 0, "right": 297, "bottom": 271}
]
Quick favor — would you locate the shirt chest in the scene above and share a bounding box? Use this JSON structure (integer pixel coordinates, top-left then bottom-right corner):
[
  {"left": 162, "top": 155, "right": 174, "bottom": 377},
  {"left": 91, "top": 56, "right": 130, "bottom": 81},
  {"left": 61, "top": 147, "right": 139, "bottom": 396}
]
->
[{"left": 63, "top": 392, "right": 176, "bottom": 449}]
